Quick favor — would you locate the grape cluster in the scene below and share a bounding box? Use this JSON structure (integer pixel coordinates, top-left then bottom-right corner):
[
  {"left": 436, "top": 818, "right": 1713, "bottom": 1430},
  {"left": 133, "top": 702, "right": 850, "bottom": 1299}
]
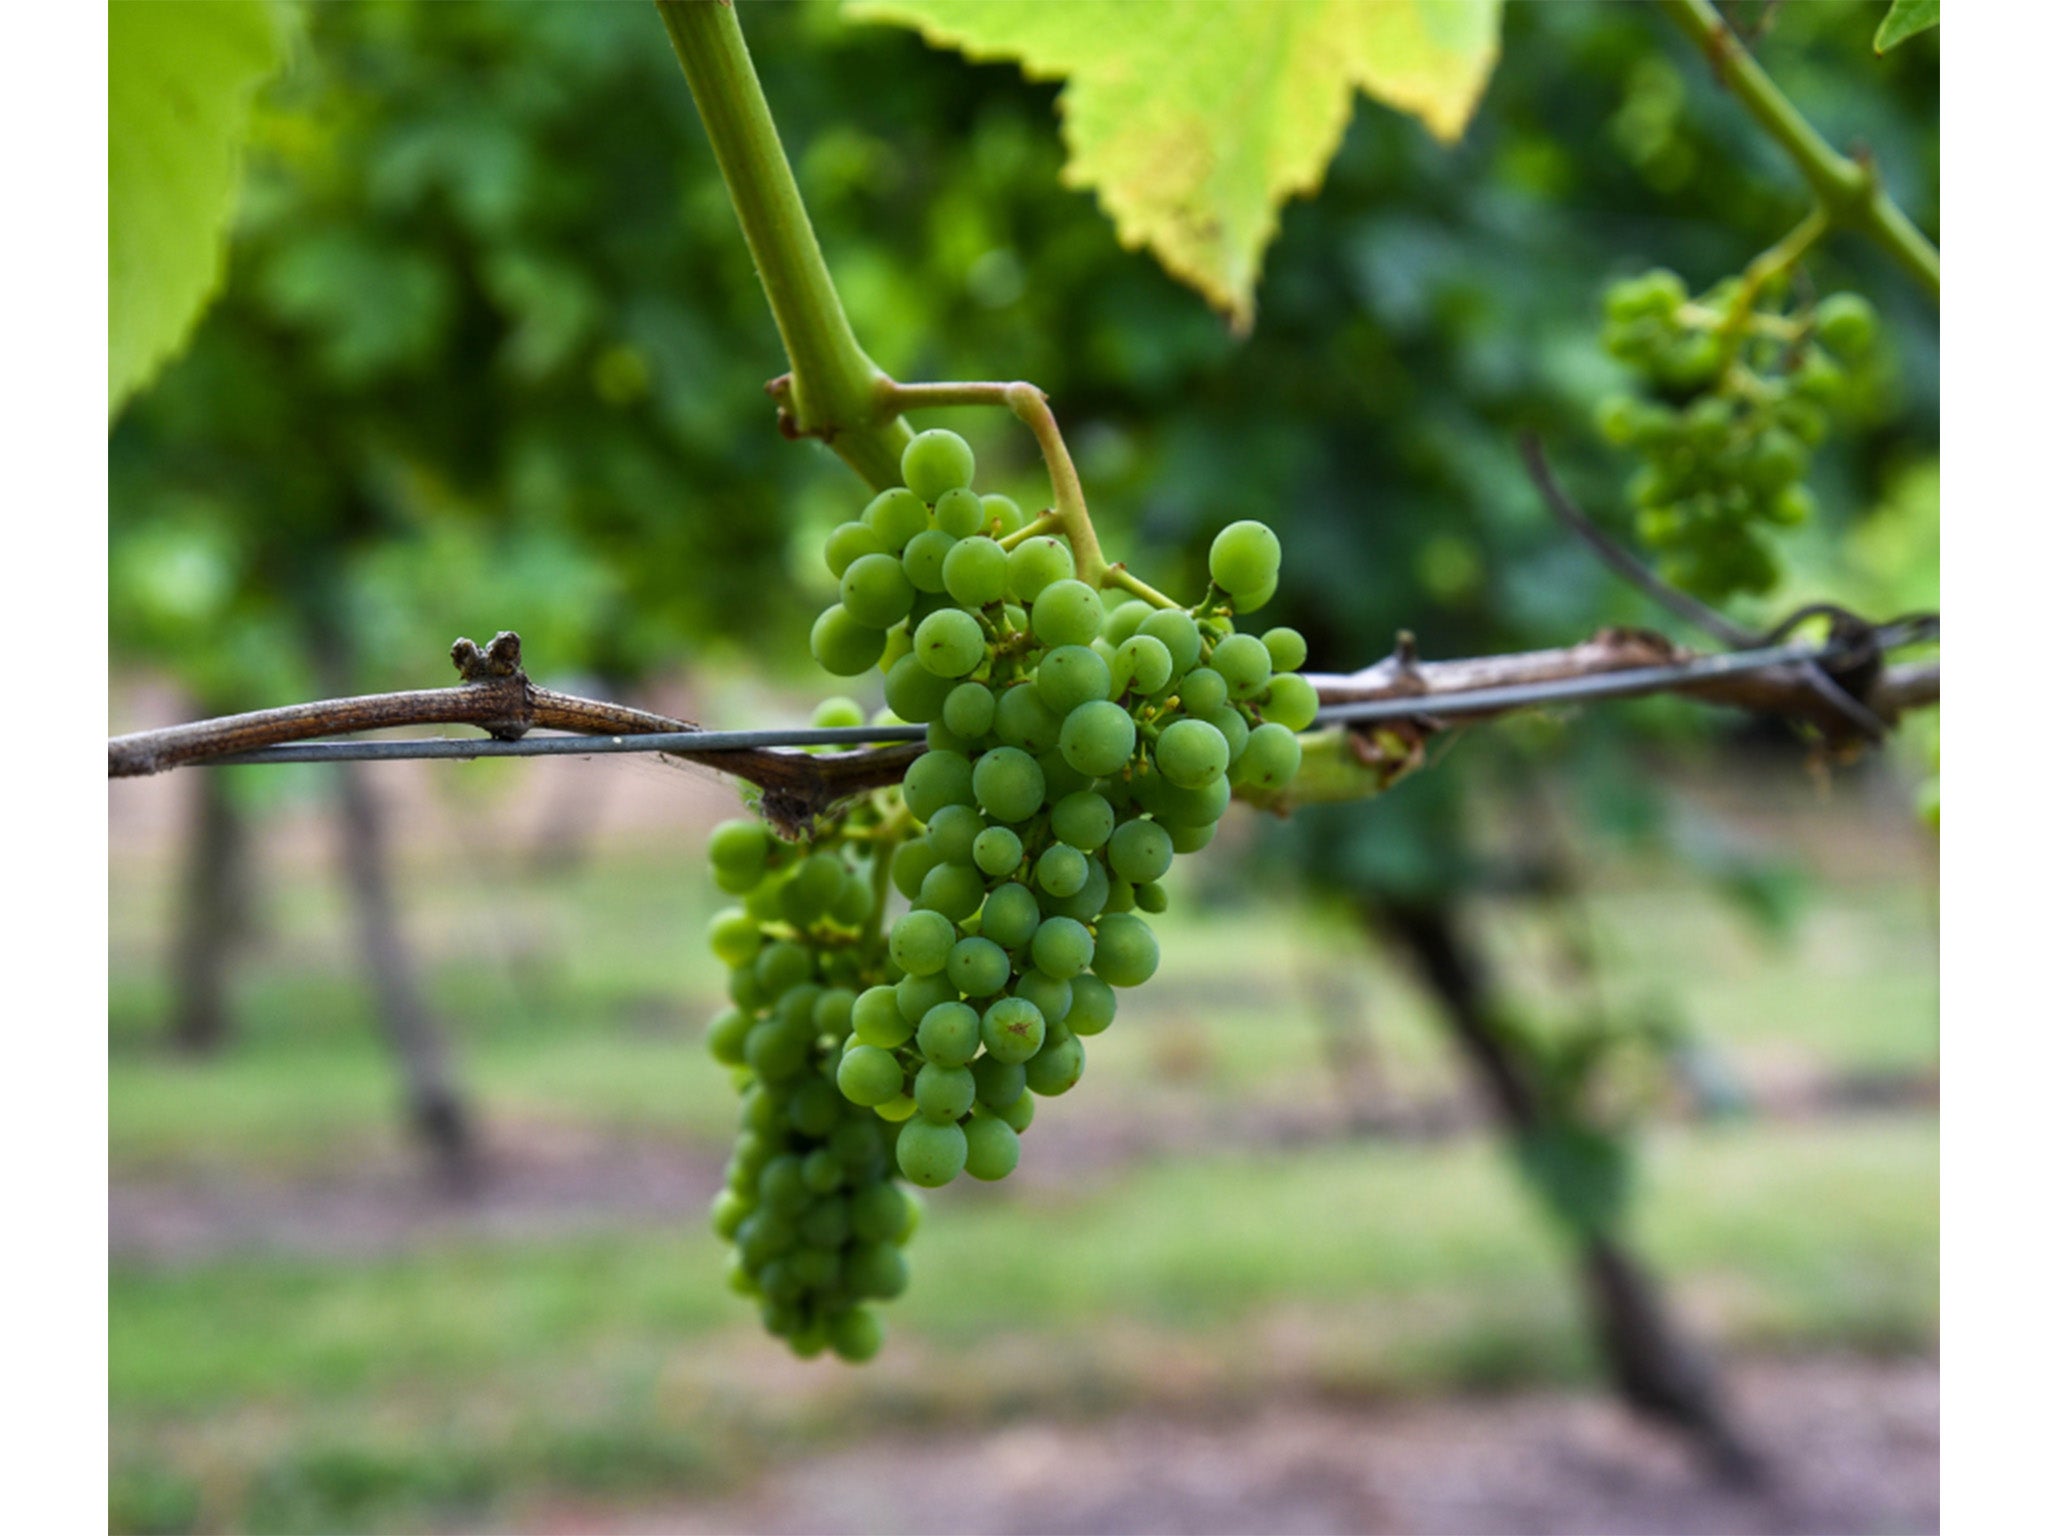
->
[
  {"left": 702, "top": 426, "right": 1309, "bottom": 1360},
  {"left": 1597, "top": 268, "right": 1879, "bottom": 600},
  {"left": 701, "top": 805, "right": 912, "bottom": 1362}
]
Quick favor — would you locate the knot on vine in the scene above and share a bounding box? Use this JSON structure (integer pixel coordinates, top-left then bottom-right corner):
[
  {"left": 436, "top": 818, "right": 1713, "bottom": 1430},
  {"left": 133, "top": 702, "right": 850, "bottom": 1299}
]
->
[{"left": 450, "top": 632, "right": 535, "bottom": 740}]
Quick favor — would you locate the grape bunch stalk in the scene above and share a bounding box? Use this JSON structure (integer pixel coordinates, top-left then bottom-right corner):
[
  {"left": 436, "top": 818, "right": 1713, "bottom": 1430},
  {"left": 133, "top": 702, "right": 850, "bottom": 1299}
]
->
[
  {"left": 1597, "top": 265, "right": 1880, "bottom": 600},
  {"left": 699, "top": 424, "right": 1310, "bottom": 1361}
]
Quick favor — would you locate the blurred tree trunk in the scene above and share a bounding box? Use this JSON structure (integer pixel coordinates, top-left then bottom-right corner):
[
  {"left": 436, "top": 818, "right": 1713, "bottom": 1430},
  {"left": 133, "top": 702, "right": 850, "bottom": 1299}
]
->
[
  {"left": 168, "top": 767, "right": 250, "bottom": 1054},
  {"left": 330, "top": 756, "right": 479, "bottom": 1189},
  {"left": 1368, "top": 896, "right": 1762, "bottom": 1483}
]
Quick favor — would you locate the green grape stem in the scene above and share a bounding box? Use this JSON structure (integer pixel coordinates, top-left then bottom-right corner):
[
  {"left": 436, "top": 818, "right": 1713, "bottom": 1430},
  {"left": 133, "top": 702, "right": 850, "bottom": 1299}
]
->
[
  {"left": 654, "top": 1, "right": 909, "bottom": 486},
  {"left": 1716, "top": 207, "right": 1830, "bottom": 373}
]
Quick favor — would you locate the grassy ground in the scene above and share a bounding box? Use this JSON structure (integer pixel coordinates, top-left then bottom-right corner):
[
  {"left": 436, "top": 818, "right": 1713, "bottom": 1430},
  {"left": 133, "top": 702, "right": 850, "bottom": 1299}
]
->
[{"left": 107, "top": 763, "right": 1938, "bottom": 1533}]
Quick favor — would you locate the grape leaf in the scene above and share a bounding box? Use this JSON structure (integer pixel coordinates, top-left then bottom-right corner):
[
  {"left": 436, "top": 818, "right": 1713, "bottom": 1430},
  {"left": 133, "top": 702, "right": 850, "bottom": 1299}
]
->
[
  {"left": 843, "top": 0, "right": 1501, "bottom": 330},
  {"left": 109, "top": 0, "right": 283, "bottom": 417},
  {"left": 1874, "top": 0, "right": 1937, "bottom": 54}
]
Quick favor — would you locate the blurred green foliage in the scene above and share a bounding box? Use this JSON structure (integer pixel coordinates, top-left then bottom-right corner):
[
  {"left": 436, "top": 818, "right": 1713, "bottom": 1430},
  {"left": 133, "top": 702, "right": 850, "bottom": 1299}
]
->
[{"left": 108, "top": 0, "right": 1937, "bottom": 856}]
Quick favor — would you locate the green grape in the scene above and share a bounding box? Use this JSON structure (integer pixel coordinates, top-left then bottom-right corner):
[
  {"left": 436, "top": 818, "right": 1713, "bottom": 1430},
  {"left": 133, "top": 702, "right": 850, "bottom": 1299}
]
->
[
  {"left": 802, "top": 1149, "right": 846, "bottom": 1193},
  {"left": 933, "top": 487, "right": 985, "bottom": 539},
  {"left": 1051, "top": 791, "right": 1115, "bottom": 851},
  {"left": 812, "top": 696, "right": 865, "bottom": 729},
  {"left": 1262, "top": 673, "right": 1320, "bottom": 732},
  {"left": 1104, "top": 599, "right": 1149, "bottom": 646},
  {"left": 759, "top": 1155, "right": 809, "bottom": 1212},
  {"left": 884, "top": 652, "right": 954, "bottom": 723},
  {"left": 896, "top": 1116, "right": 968, "bottom": 1186},
  {"left": 1209, "top": 520, "right": 1282, "bottom": 597},
  {"left": 1037, "top": 747, "right": 1095, "bottom": 802},
  {"left": 1042, "top": 856, "right": 1109, "bottom": 922},
  {"left": 980, "top": 493, "right": 1024, "bottom": 538},
  {"left": 1113, "top": 634, "right": 1174, "bottom": 696},
  {"left": 914, "top": 1063, "right": 976, "bottom": 1124},
  {"left": 814, "top": 987, "right": 857, "bottom": 1036},
  {"left": 755, "top": 940, "right": 812, "bottom": 996},
  {"left": 945, "top": 936, "right": 1011, "bottom": 998},
  {"left": 1745, "top": 427, "right": 1806, "bottom": 494},
  {"left": 1107, "top": 818, "right": 1173, "bottom": 884},
  {"left": 1813, "top": 291, "right": 1876, "bottom": 360},
  {"left": 971, "top": 1053, "right": 1027, "bottom": 1110},
  {"left": 1059, "top": 699, "right": 1136, "bottom": 777},
  {"left": 1093, "top": 913, "right": 1160, "bottom": 987},
  {"left": 994, "top": 683, "right": 1063, "bottom": 752},
  {"left": 1196, "top": 704, "right": 1249, "bottom": 766},
  {"left": 1030, "top": 916, "right": 1095, "bottom": 980},
  {"left": 972, "top": 826, "right": 1025, "bottom": 880},
  {"left": 973, "top": 746, "right": 1047, "bottom": 823},
  {"left": 1031, "top": 579, "right": 1105, "bottom": 647},
  {"left": 1211, "top": 633, "right": 1273, "bottom": 699},
  {"left": 1038, "top": 645, "right": 1112, "bottom": 713},
  {"left": 847, "top": 991, "right": 913, "bottom": 1056},
  {"left": 830, "top": 1306, "right": 884, "bottom": 1363},
  {"left": 706, "top": 1007, "right": 753, "bottom": 1066},
  {"left": 895, "top": 971, "right": 956, "bottom": 1027},
  {"left": 863, "top": 487, "right": 929, "bottom": 552},
  {"left": 825, "top": 521, "right": 888, "bottom": 578},
  {"left": 1014, "top": 968, "right": 1071, "bottom": 1025},
  {"left": 963, "top": 1114, "right": 1021, "bottom": 1181},
  {"left": 1137, "top": 609, "right": 1201, "bottom": 676},
  {"left": 792, "top": 854, "right": 847, "bottom": 913},
  {"left": 889, "top": 909, "right": 955, "bottom": 976},
  {"left": 903, "top": 750, "right": 974, "bottom": 821},
  {"left": 873, "top": 1092, "right": 919, "bottom": 1124},
  {"left": 709, "top": 819, "right": 771, "bottom": 886},
  {"left": 1065, "top": 974, "right": 1118, "bottom": 1036},
  {"left": 1036, "top": 842, "right": 1089, "bottom": 898},
  {"left": 1156, "top": 718, "right": 1230, "bottom": 789},
  {"left": 1008, "top": 536, "right": 1076, "bottom": 603},
  {"left": 845, "top": 1240, "right": 909, "bottom": 1298},
  {"left": 891, "top": 837, "right": 939, "bottom": 901},
  {"left": 903, "top": 428, "right": 976, "bottom": 503},
  {"left": 979, "top": 881, "right": 1040, "bottom": 949},
  {"left": 997, "top": 1092, "right": 1036, "bottom": 1134},
  {"left": 849, "top": 1182, "right": 907, "bottom": 1244},
  {"left": 1176, "top": 667, "right": 1228, "bottom": 716},
  {"left": 942, "top": 680, "right": 996, "bottom": 739},
  {"left": 840, "top": 553, "right": 915, "bottom": 628},
  {"left": 926, "top": 803, "right": 985, "bottom": 865},
  {"left": 1594, "top": 394, "right": 1640, "bottom": 446},
  {"left": 1766, "top": 485, "right": 1814, "bottom": 527},
  {"left": 800, "top": 1198, "right": 850, "bottom": 1249},
  {"left": 1232, "top": 721, "right": 1303, "bottom": 791},
  {"left": 942, "top": 536, "right": 1010, "bottom": 608},
  {"left": 1024, "top": 1034, "right": 1086, "bottom": 1097},
  {"left": 917, "top": 861, "right": 985, "bottom": 923},
  {"left": 917, "top": 999, "right": 983, "bottom": 1066},
  {"left": 903, "top": 529, "right": 957, "bottom": 594},
  {"left": 707, "top": 908, "right": 762, "bottom": 968},
  {"left": 711, "top": 1190, "right": 750, "bottom": 1240},
  {"left": 915, "top": 608, "right": 987, "bottom": 678},
  {"left": 980, "top": 995, "right": 1047, "bottom": 1064},
  {"left": 837, "top": 1044, "right": 905, "bottom": 1108}
]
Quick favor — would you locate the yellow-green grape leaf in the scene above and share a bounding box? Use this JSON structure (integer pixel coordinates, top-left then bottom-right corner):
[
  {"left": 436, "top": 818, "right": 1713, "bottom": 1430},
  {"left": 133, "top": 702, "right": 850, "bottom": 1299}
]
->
[
  {"left": 109, "top": 0, "right": 283, "bottom": 417},
  {"left": 1874, "top": 0, "right": 1937, "bottom": 53},
  {"left": 844, "top": 0, "right": 1501, "bottom": 330}
]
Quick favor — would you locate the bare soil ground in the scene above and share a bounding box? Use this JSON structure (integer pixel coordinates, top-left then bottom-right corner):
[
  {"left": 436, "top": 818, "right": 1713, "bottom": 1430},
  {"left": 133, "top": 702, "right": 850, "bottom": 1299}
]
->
[{"left": 544, "top": 1355, "right": 1935, "bottom": 1536}]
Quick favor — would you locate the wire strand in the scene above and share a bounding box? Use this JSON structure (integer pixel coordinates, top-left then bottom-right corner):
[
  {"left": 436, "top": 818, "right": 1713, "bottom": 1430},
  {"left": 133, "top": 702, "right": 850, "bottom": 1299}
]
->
[{"left": 177, "top": 632, "right": 1928, "bottom": 769}]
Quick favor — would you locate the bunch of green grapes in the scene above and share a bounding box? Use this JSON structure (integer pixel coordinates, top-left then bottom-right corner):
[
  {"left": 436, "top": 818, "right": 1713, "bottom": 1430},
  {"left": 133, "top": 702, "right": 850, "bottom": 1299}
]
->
[
  {"left": 700, "top": 426, "right": 1311, "bottom": 1360},
  {"left": 1596, "top": 267, "right": 1879, "bottom": 600}
]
